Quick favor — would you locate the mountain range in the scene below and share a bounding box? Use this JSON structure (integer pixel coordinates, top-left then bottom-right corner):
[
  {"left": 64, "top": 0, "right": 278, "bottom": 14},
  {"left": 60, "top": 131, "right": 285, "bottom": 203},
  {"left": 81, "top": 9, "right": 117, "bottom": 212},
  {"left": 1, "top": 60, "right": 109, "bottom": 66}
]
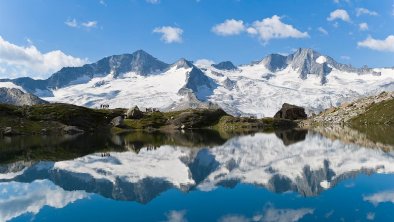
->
[{"left": 0, "top": 48, "right": 393, "bottom": 117}]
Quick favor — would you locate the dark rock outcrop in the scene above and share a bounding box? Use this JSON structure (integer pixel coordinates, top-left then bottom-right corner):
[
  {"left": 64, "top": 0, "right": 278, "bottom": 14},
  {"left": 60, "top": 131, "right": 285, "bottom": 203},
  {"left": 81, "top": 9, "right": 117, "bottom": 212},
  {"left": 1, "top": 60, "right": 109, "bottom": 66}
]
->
[
  {"left": 274, "top": 103, "right": 307, "bottom": 120},
  {"left": 126, "top": 106, "right": 143, "bottom": 119},
  {"left": 212, "top": 61, "right": 237, "bottom": 71}
]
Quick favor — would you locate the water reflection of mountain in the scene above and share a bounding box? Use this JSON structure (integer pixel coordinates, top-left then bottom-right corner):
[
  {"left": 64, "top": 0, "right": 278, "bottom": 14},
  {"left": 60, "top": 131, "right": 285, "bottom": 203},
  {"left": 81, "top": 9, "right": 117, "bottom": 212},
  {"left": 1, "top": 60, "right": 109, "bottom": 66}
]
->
[{"left": 1, "top": 131, "right": 394, "bottom": 205}]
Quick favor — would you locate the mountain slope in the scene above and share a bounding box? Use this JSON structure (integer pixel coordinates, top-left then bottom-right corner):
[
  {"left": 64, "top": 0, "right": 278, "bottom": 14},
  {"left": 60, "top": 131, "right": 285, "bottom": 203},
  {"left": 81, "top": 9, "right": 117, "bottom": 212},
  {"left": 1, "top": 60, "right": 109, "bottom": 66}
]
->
[
  {"left": 0, "top": 88, "right": 48, "bottom": 106},
  {"left": 0, "top": 48, "right": 393, "bottom": 117}
]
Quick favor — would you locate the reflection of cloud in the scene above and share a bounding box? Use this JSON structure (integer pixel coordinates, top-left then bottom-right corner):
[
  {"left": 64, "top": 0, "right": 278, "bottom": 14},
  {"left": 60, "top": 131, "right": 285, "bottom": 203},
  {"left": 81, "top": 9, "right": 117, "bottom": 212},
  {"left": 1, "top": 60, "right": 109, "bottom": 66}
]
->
[
  {"left": 366, "top": 212, "right": 375, "bottom": 220},
  {"left": 364, "top": 190, "right": 394, "bottom": 206},
  {"left": 261, "top": 207, "right": 314, "bottom": 222},
  {"left": 218, "top": 215, "right": 248, "bottom": 222},
  {"left": 164, "top": 210, "right": 188, "bottom": 222},
  {"left": 218, "top": 206, "right": 314, "bottom": 222},
  {"left": 344, "top": 182, "right": 355, "bottom": 188},
  {"left": 0, "top": 180, "right": 88, "bottom": 222}
]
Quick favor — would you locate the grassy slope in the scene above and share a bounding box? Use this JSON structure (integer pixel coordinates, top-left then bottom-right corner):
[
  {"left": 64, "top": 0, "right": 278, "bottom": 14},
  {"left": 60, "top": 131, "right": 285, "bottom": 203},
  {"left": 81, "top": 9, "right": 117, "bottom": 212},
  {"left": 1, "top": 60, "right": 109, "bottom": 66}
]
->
[
  {"left": 0, "top": 103, "right": 124, "bottom": 134},
  {"left": 350, "top": 98, "right": 394, "bottom": 146}
]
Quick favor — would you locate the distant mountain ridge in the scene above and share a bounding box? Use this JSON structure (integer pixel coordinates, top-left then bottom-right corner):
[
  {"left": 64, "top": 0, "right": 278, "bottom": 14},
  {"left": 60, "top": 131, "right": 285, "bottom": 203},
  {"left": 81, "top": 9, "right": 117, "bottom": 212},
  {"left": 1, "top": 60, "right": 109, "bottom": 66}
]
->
[
  {"left": 0, "top": 48, "right": 393, "bottom": 117},
  {"left": 0, "top": 88, "right": 48, "bottom": 106}
]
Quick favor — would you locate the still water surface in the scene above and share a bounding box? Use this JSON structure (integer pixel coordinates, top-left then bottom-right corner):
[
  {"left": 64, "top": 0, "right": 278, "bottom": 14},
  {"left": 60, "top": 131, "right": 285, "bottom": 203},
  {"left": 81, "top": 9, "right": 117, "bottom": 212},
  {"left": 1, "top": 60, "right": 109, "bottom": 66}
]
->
[{"left": 1, "top": 130, "right": 394, "bottom": 222}]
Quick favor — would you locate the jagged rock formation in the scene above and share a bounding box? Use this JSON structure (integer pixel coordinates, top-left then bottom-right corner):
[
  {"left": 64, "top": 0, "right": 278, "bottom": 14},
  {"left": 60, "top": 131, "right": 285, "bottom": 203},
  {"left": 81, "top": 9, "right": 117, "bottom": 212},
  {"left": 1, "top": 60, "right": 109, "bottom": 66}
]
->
[
  {"left": 0, "top": 87, "right": 48, "bottom": 106},
  {"left": 212, "top": 61, "right": 237, "bottom": 71},
  {"left": 261, "top": 48, "right": 381, "bottom": 81},
  {"left": 179, "top": 67, "right": 218, "bottom": 101}
]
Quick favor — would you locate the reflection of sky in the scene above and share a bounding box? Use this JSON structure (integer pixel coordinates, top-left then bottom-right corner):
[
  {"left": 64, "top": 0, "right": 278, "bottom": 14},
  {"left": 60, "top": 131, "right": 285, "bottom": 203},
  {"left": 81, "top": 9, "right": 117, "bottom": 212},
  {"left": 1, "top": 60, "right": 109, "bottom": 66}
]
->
[
  {"left": 2, "top": 174, "right": 393, "bottom": 222},
  {"left": 0, "top": 180, "right": 88, "bottom": 222}
]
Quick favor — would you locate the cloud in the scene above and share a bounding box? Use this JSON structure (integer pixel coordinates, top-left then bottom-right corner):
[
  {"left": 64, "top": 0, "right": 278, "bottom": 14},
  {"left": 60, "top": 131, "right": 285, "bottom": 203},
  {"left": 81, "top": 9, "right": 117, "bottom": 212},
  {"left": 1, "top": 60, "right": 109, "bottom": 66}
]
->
[
  {"left": 318, "top": 27, "right": 328, "bottom": 35},
  {"left": 65, "top": 18, "right": 78, "bottom": 27},
  {"left": 153, "top": 26, "right": 183, "bottom": 43},
  {"left": 212, "top": 19, "right": 245, "bottom": 36},
  {"left": 356, "top": 8, "right": 378, "bottom": 17},
  {"left": 194, "top": 59, "right": 215, "bottom": 67},
  {"left": 81, "top": 21, "right": 98, "bottom": 28},
  {"left": 359, "top": 22, "right": 368, "bottom": 31},
  {"left": 366, "top": 212, "right": 375, "bottom": 221},
  {"left": 99, "top": 0, "right": 107, "bottom": 6},
  {"left": 211, "top": 16, "right": 308, "bottom": 44},
  {"left": 247, "top": 15, "right": 309, "bottom": 43},
  {"left": 65, "top": 19, "right": 98, "bottom": 29},
  {"left": 146, "top": 0, "right": 160, "bottom": 4},
  {"left": 0, "top": 36, "right": 88, "bottom": 79},
  {"left": 327, "top": 9, "right": 351, "bottom": 22},
  {"left": 358, "top": 35, "right": 394, "bottom": 52}
]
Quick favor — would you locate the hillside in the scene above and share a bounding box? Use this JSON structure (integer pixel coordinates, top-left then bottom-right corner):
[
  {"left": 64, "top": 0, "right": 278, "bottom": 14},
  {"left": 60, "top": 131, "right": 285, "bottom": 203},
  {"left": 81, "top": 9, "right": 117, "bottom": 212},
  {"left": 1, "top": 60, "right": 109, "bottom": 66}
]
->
[{"left": 0, "top": 87, "right": 48, "bottom": 106}]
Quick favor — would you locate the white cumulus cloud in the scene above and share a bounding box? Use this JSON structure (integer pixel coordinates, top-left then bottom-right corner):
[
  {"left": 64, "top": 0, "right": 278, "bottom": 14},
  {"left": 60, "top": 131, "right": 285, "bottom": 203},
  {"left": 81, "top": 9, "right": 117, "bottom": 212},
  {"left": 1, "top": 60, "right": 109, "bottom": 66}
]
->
[
  {"left": 0, "top": 36, "right": 88, "bottom": 79},
  {"left": 356, "top": 8, "right": 378, "bottom": 17},
  {"left": 153, "top": 26, "right": 183, "bottom": 43},
  {"left": 247, "top": 15, "right": 309, "bottom": 43},
  {"left": 327, "top": 9, "right": 351, "bottom": 22},
  {"left": 211, "top": 16, "right": 308, "bottom": 44},
  {"left": 358, "top": 35, "right": 394, "bottom": 52},
  {"left": 212, "top": 19, "right": 245, "bottom": 36},
  {"left": 359, "top": 22, "right": 369, "bottom": 31}
]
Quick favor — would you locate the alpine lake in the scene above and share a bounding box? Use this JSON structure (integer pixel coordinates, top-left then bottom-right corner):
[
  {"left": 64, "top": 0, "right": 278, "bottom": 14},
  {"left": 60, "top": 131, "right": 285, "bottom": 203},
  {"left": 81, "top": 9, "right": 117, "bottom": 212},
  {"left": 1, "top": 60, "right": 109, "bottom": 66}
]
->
[{"left": 1, "top": 126, "right": 394, "bottom": 222}]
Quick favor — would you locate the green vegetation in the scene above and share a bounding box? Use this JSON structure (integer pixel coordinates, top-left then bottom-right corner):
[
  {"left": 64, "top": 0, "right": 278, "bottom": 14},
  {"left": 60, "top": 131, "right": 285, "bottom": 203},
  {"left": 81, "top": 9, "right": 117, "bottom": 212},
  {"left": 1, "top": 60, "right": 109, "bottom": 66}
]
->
[
  {"left": 350, "top": 99, "right": 394, "bottom": 126},
  {"left": 349, "top": 98, "right": 394, "bottom": 146},
  {"left": 0, "top": 103, "right": 123, "bottom": 135}
]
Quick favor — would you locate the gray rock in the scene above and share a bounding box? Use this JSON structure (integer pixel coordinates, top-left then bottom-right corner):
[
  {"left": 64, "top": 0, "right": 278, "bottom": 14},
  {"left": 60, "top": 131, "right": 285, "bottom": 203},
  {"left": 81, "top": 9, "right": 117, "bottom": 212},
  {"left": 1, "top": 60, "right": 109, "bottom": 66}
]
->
[
  {"left": 274, "top": 103, "right": 307, "bottom": 120},
  {"left": 212, "top": 61, "right": 237, "bottom": 71},
  {"left": 1, "top": 127, "right": 21, "bottom": 136},
  {"left": 62, "top": 126, "right": 84, "bottom": 135},
  {"left": 180, "top": 67, "right": 218, "bottom": 101},
  {"left": 172, "top": 59, "right": 193, "bottom": 69},
  {"left": 111, "top": 116, "right": 124, "bottom": 127},
  {"left": 126, "top": 106, "right": 143, "bottom": 119}
]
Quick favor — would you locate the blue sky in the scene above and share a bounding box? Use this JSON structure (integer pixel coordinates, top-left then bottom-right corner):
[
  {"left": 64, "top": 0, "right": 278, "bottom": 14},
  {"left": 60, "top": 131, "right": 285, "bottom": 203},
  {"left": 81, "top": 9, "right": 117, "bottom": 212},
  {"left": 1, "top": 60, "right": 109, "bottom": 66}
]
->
[{"left": 0, "top": 0, "right": 394, "bottom": 79}]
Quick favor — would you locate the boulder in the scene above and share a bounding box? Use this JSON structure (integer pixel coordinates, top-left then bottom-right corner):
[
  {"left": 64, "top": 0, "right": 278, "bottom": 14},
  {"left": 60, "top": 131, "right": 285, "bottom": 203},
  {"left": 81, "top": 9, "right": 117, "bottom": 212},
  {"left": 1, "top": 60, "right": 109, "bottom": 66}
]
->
[
  {"left": 2, "top": 127, "right": 19, "bottom": 136},
  {"left": 62, "top": 126, "right": 84, "bottom": 135},
  {"left": 111, "top": 116, "right": 124, "bottom": 127},
  {"left": 274, "top": 103, "right": 307, "bottom": 120},
  {"left": 126, "top": 106, "right": 144, "bottom": 119}
]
